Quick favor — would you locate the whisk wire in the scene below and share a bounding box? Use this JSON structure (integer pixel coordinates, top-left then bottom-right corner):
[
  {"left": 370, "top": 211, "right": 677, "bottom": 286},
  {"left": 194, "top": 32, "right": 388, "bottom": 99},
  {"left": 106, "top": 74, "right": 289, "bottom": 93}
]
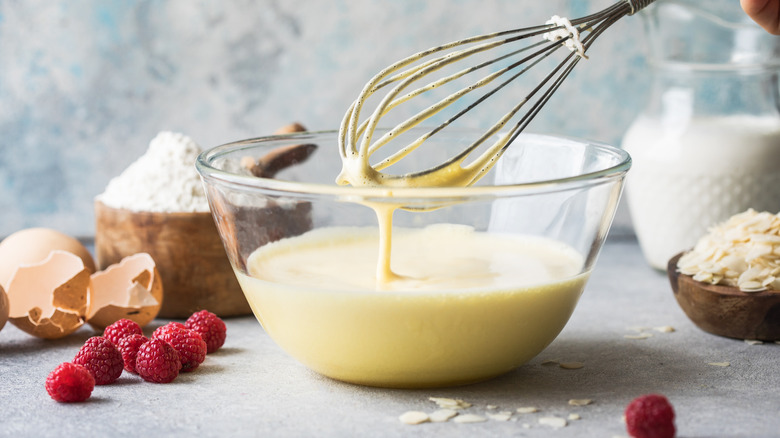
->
[
  {"left": 371, "top": 38, "right": 561, "bottom": 171},
  {"left": 337, "top": 0, "right": 656, "bottom": 187},
  {"left": 507, "top": 2, "right": 634, "bottom": 146},
  {"left": 361, "top": 36, "right": 552, "bottom": 158},
  {"left": 345, "top": 27, "right": 558, "bottom": 154},
  {"left": 406, "top": 39, "right": 573, "bottom": 173}
]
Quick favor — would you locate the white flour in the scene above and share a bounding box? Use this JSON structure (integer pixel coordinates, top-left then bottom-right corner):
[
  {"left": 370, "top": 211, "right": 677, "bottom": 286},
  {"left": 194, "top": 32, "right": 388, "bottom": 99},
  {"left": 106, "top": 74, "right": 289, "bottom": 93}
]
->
[{"left": 97, "top": 131, "right": 210, "bottom": 212}]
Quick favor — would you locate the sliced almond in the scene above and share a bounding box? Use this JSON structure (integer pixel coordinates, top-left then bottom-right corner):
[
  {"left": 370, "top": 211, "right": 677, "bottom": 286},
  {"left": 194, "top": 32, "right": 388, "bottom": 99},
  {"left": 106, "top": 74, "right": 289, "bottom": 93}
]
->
[
  {"left": 539, "top": 416, "right": 567, "bottom": 428},
  {"left": 429, "top": 409, "right": 458, "bottom": 423},
  {"left": 653, "top": 326, "right": 676, "bottom": 333},
  {"left": 399, "top": 411, "right": 429, "bottom": 425},
  {"left": 568, "top": 399, "right": 593, "bottom": 406},
  {"left": 429, "top": 397, "right": 471, "bottom": 409},
  {"left": 487, "top": 412, "right": 512, "bottom": 421},
  {"left": 453, "top": 414, "right": 487, "bottom": 423},
  {"left": 559, "top": 361, "right": 584, "bottom": 370},
  {"left": 676, "top": 209, "right": 780, "bottom": 291},
  {"left": 624, "top": 333, "right": 653, "bottom": 340}
]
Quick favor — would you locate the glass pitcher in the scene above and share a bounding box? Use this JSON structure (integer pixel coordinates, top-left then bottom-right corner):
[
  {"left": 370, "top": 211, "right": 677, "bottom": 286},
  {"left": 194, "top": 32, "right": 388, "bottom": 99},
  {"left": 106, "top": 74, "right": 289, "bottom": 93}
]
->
[{"left": 623, "top": 0, "right": 780, "bottom": 270}]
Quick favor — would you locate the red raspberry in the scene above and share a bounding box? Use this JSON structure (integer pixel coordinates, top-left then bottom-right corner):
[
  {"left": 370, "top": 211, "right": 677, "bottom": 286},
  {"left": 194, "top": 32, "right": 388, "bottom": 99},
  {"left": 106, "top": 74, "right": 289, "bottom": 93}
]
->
[
  {"left": 153, "top": 324, "right": 207, "bottom": 372},
  {"left": 45, "top": 362, "right": 95, "bottom": 403},
  {"left": 73, "top": 336, "right": 124, "bottom": 385},
  {"left": 185, "top": 310, "right": 227, "bottom": 354},
  {"left": 625, "top": 394, "right": 676, "bottom": 438},
  {"left": 117, "top": 334, "right": 149, "bottom": 373},
  {"left": 135, "top": 338, "right": 181, "bottom": 383},
  {"left": 103, "top": 318, "right": 143, "bottom": 346},
  {"left": 152, "top": 321, "right": 186, "bottom": 339}
]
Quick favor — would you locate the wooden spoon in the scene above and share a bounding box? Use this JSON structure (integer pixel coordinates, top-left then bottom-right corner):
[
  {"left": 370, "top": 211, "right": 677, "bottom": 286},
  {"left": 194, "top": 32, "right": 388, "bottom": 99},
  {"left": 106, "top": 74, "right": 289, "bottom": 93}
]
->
[
  {"left": 667, "top": 252, "right": 780, "bottom": 341},
  {"left": 241, "top": 122, "right": 317, "bottom": 178}
]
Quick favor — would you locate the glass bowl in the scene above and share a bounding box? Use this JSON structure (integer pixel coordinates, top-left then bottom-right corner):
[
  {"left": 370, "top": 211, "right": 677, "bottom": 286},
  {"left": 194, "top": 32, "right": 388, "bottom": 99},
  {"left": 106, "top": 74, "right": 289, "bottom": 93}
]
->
[{"left": 196, "top": 129, "right": 631, "bottom": 388}]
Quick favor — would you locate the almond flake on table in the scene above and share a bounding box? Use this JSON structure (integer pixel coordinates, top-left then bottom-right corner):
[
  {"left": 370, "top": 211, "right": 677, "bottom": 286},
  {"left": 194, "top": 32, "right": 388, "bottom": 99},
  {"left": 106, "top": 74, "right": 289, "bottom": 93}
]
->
[
  {"left": 559, "top": 361, "right": 584, "bottom": 370},
  {"left": 399, "top": 411, "right": 429, "bottom": 425},
  {"left": 539, "top": 416, "right": 568, "bottom": 428},
  {"left": 429, "top": 409, "right": 458, "bottom": 423},
  {"left": 429, "top": 397, "right": 471, "bottom": 409},
  {"left": 487, "top": 412, "right": 513, "bottom": 421},
  {"left": 568, "top": 399, "right": 593, "bottom": 406},
  {"left": 708, "top": 361, "right": 731, "bottom": 367},
  {"left": 453, "top": 414, "right": 487, "bottom": 423},
  {"left": 516, "top": 406, "right": 539, "bottom": 414},
  {"left": 540, "top": 358, "right": 560, "bottom": 365},
  {"left": 624, "top": 333, "right": 653, "bottom": 340},
  {"left": 653, "top": 326, "right": 676, "bottom": 333},
  {"left": 744, "top": 339, "right": 763, "bottom": 345},
  {"left": 568, "top": 413, "right": 582, "bottom": 421}
]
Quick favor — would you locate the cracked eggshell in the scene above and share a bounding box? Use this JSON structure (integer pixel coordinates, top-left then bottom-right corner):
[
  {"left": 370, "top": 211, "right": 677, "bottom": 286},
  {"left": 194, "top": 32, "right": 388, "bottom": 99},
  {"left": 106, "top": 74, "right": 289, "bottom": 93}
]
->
[
  {"left": 87, "top": 252, "right": 163, "bottom": 330},
  {"left": 0, "top": 228, "right": 96, "bottom": 289},
  {"left": 6, "top": 250, "right": 90, "bottom": 339},
  {"left": 0, "top": 285, "right": 8, "bottom": 333}
]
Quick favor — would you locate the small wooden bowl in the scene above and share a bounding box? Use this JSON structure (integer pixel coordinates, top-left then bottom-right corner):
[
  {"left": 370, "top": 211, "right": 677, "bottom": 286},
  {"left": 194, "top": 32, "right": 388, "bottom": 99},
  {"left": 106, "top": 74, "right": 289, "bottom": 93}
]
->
[
  {"left": 667, "top": 253, "right": 780, "bottom": 341},
  {"left": 94, "top": 200, "right": 250, "bottom": 319}
]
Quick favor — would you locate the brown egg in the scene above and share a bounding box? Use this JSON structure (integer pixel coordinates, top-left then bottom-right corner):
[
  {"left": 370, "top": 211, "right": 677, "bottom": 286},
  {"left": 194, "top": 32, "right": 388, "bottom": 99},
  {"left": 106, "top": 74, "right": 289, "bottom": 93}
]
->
[
  {"left": 6, "top": 250, "right": 90, "bottom": 339},
  {"left": 87, "top": 252, "right": 163, "bottom": 330},
  {"left": 0, "top": 228, "right": 96, "bottom": 289},
  {"left": 0, "top": 285, "right": 8, "bottom": 333}
]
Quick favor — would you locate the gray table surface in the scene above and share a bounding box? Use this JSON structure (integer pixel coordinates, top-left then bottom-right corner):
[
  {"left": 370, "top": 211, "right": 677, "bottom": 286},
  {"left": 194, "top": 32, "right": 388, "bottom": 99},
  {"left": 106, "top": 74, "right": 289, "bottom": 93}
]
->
[{"left": 1, "top": 235, "right": 778, "bottom": 437}]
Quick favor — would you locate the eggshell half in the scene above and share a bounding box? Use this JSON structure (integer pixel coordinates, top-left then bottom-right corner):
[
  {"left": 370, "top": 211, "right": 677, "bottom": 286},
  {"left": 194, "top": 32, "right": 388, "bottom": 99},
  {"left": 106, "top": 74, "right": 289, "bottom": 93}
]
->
[
  {"left": 6, "top": 250, "right": 90, "bottom": 339},
  {"left": 0, "top": 228, "right": 96, "bottom": 289},
  {"left": 0, "top": 285, "right": 9, "bottom": 333},
  {"left": 87, "top": 252, "right": 163, "bottom": 330}
]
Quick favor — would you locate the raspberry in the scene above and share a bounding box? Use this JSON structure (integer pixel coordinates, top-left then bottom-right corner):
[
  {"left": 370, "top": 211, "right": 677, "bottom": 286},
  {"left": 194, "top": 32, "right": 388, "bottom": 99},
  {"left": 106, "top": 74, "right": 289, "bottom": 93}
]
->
[
  {"left": 73, "top": 336, "right": 124, "bottom": 385},
  {"left": 103, "top": 318, "right": 143, "bottom": 346},
  {"left": 152, "top": 321, "right": 186, "bottom": 339},
  {"left": 153, "top": 323, "right": 207, "bottom": 372},
  {"left": 185, "top": 310, "right": 227, "bottom": 354},
  {"left": 135, "top": 338, "right": 181, "bottom": 383},
  {"left": 117, "top": 334, "right": 149, "bottom": 373},
  {"left": 625, "top": 394, "right": 676, "bottom": 438},
  {"left": 45, "top": 362, "right": 95, "bottom": 402}
]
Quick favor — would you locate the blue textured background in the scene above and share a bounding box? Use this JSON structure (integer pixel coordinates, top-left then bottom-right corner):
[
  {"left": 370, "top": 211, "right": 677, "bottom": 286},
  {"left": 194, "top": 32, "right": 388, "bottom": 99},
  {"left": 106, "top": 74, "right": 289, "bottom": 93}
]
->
[{"left": 0, "top": 0, "right": 648, "bottom": 238}]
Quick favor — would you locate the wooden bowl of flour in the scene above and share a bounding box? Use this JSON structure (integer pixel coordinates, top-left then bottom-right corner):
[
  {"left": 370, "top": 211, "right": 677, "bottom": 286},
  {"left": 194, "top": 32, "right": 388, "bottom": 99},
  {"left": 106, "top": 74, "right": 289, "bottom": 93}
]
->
[
  {"left": 95, "top": 125, "right": 312, "bottom": 319},
  {"left": 94, "top": 200, "right": 250, "bottom": 318}
]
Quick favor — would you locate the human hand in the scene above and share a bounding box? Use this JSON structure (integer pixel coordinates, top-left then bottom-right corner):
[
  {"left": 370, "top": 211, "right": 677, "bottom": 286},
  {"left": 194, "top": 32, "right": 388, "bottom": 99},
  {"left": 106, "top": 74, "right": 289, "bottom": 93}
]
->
[{"left": 741, "top": 0, "right": 780, "bottom": 34}]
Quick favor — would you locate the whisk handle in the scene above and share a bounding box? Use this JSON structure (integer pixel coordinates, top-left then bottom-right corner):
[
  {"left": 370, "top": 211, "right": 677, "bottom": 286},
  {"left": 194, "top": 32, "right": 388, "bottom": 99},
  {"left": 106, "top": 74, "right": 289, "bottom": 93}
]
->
[{"left": 625, "top": 0, "right": 656, "bottom": 15}]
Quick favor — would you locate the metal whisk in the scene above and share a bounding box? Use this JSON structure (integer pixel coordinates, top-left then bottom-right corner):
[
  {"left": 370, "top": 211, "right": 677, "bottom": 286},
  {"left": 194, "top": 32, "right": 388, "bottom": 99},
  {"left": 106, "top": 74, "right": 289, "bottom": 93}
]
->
[{"left": 337, "top": 0, "right": 655, "bottom": 188}]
